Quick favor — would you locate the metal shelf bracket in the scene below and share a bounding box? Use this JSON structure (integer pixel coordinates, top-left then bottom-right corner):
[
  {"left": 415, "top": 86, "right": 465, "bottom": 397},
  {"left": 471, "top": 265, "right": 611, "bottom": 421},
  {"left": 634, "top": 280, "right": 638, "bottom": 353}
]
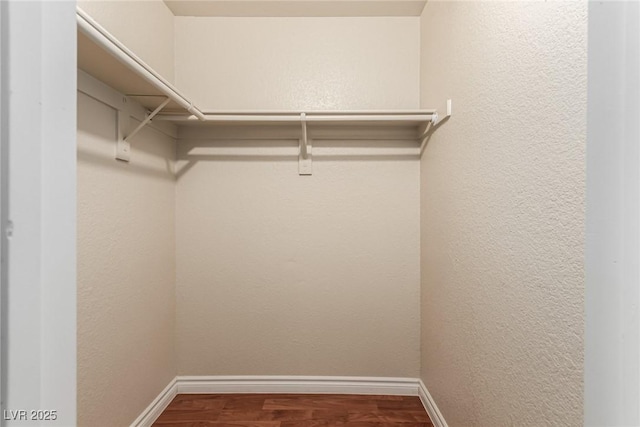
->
[
  {"left": 430, "top": 99, "right": 452, "bottom": 127},
  {"left": 299, "top": 113, "right": 312, "bottom": 175},
  {"left": 116, "top": 97, "right": 170, "bottom": 162},
  {"left": 417, "top": 99, "right": 452, "bottom": 141}
]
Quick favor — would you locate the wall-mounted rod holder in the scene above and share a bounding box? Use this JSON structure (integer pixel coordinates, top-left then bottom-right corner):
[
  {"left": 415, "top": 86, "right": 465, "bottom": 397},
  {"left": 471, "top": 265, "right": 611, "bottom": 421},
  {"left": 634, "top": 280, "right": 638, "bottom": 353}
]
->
[
  {"left": 418, "top": 99, "right": 452, "bottom": 140},
  {"left": 299, "top": 113, "right": 312, "bottom": 175},
  {"left": 300, "top": 113, "right": 309, "bottom": 159},
  {"left": 116, "top": 110, "right": 130, "bottom": 162},
  {"left": 430, "top": 99, "right": 452, "bottom": 127}
]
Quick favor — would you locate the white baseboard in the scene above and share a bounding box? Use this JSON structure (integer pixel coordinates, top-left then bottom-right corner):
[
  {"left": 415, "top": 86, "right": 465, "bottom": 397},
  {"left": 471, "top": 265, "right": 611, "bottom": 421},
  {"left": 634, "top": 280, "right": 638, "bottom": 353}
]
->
[
  {"left": 418, "top": 379, "right": 449, "bottom": 427},
  {"left": 176, "top": 375, "right": 420, "bottom": 396},
  {"left": 131, "top": 376, "right": 448, "bottom": 427},
  {"left": 130, "top": 377, "right": 177, "bottom": 427}
]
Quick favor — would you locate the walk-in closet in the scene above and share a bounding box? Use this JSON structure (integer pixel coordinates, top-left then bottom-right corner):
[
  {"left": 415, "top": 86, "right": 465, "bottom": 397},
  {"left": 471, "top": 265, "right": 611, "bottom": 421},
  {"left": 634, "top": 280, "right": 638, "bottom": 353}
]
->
[
  {"left": 5, "top": 0, "right": 634, "bottom": 426},
  {"left": 73, "top": 2, "right": 587, "bottom": 425}
]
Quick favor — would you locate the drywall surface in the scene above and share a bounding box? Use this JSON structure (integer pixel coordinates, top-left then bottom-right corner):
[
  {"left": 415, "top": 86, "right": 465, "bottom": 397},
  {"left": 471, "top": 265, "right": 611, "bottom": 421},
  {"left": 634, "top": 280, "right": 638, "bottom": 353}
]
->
[
  {"left": 164, "top": 0, "right": 427, "bottom": 17},
  {"left": 174, "top": 17, "right": 420, "bottom": 110},
  {"left": 77, "top": 92, "right": 177, "bottom": 426},
  {"left": 77, "top": 0, "right": 175, "bottom": 82},
  {"left": 175, "top": 130, "right": 421, "bottom": 376},
  {"left": 419, "top": 2, "right": 586, "bottom": 426}
]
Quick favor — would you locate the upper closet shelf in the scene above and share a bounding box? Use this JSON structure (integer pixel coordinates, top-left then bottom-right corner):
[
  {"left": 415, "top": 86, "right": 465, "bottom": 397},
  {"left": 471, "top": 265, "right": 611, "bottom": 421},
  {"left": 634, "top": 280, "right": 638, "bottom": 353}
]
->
[
  {"left": 76, "top": 7, "right": 452, "bottom": 131},
  {"left": 77, "top": 7, "right": 205, "bottom": 119},
  {"left": 154, "top": 110, "right": 437, "bottom": 127}
]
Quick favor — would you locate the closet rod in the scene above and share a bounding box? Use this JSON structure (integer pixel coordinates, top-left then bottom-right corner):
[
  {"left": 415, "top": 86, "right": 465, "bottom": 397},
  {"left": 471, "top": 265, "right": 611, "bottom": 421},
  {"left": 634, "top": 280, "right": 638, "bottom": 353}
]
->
[
  {"left": 76, "top": 7, "right": 206, "bottom": 121},
  {"left": 198, "top": 110, "right": 437, "bottom": 115},
  {"left": 155, "top": 114, "right": 435, "bottom": 123}
]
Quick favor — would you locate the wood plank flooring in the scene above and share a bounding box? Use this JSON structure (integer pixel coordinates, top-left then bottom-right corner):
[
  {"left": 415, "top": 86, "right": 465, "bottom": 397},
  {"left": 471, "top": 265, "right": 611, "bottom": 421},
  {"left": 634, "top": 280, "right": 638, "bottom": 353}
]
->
[{"left": 153, "top": 394, "right": 434, "bottom": 427}]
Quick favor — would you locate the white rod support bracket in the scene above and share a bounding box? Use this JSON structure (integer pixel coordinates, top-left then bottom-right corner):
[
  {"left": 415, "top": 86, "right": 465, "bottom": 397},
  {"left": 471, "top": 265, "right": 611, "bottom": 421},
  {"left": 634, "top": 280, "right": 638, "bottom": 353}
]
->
[
  {"left": 299, "top": 138, "right": 312, "bottom": 175},
  {"left": 431, "top": 99, "right": 452, "bottom": 127},
  {"left": 116, "top": 110, "right": 130, "bottom": 162},
  {"left": 300, "top": 113, "right": 308, "bottom": 159},
  {"left": 418, "top": 99, "right": 452, "bottom": 140},
  {"left": 124, "top": 97, "right": 171, "bottom": 143},
  {"left": 299, "top": 113, "right": 312, "bottom": 175}
]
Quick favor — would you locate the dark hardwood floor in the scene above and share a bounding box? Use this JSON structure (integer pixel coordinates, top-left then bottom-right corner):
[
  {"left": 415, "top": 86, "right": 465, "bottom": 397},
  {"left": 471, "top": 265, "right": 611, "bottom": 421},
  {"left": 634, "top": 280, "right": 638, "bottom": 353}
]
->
[{"left": 153, "top": 394, "right": 434, "bottom": 426}]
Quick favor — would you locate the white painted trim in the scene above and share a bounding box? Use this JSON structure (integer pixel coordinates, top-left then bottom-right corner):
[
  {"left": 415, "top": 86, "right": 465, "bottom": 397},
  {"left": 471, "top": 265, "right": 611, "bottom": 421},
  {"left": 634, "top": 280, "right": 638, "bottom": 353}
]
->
[
  {"left": 130, "top": 378, "right": 178, "bottom": 427},
  {"left": 0, "top": 0, "right": 5, "bottom": 411},
  {"left": 585, "top": 2, "right": 640, "bottom": 424},
  {"left": 176, "top": 375, "right": 420, "bottom": 396},
  {"left": 418, "top": 380, "right": 448, "bottom": 427},
  {"left": 131, "top": 376, "right": 448, "bottom": 427},
  {"left": 3, "top": 2, "right": 77, "bottom": 424}
]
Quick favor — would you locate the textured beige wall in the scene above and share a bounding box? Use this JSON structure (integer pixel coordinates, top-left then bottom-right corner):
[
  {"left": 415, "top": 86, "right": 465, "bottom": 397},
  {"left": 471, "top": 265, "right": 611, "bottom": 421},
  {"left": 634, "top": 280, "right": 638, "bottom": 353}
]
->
[
  {"left": 175, "top": 132, "right": 421, "bottom": 376},
  {"left": 174, "top": 17, "right": 421, "bottom": 377},
  {"left": 77, "top": 92, "right": 177, "bottom": 426},
  {"left": 419, "top": 2, "right": 587, "bottom": 426},
  {"left": 174, "top": 17, "right": 420, "bottom": 110},
  {"left": 77, "top": 0, "right": 175, "bottom": 82},
  {"left": 164, "top": 0, "right": 428, "bottom": 17}
]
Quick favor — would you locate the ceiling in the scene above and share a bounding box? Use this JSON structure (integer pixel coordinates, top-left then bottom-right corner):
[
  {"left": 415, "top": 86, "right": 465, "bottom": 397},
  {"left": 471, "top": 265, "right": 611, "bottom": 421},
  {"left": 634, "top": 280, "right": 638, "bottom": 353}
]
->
[{"left": 163, "top": 0, "right": 428, "bottom": 17}]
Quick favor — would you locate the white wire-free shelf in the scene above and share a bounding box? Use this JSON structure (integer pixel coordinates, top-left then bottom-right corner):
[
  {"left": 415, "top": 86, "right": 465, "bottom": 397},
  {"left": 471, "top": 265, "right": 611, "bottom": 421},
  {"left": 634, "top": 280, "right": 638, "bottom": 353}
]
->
[
  {"left": 77, "top": 6, "right": 451, "bottom": 171},
  {"left": 155, "top": 110, "right": 436, "bottom": 126}
]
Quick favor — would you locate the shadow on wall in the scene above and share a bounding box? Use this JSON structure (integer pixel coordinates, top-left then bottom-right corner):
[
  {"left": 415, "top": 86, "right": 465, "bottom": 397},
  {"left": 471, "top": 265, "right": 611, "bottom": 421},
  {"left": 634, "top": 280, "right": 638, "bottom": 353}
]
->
[
  {"left": 77, "top": 149, "right": 176, "bottom": 182},
  {"left": 77, "top": 113, "right": 176, "bottom": 181},
  {"left": 175, "top": 138, "right": 421, "bottom": 179},
  {"left": 419, "top": 115, "right": 450, "bottom": 157},
  {"left": 78, "top": 115, "right": 422, "bottom": 180}
]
